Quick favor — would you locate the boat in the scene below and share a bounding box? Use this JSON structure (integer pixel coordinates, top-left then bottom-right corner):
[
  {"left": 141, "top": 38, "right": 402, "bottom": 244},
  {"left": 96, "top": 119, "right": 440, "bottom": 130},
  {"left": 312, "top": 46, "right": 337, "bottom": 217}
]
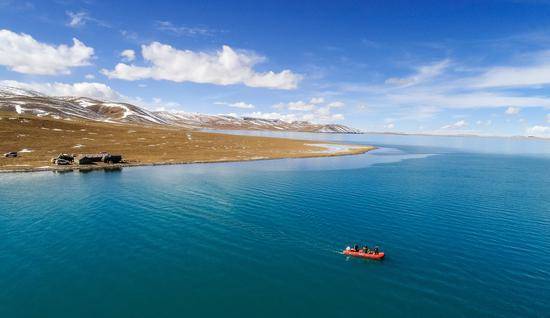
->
[{"left": 343, "top": 249, "right": 385, "bottom": 260}]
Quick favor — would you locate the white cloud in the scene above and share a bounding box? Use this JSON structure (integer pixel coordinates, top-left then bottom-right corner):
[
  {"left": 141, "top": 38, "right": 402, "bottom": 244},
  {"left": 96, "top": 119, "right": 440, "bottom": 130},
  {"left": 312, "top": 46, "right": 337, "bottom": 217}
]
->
[
  {"left": 384, "top": 123, "right": 395, "bottom": 129},
  {"left": 0, "top": 29, "right": 94, "bottom": 75},
  {"left": 308, "top": 106, "right": 345, "bottom": 123},
  {"left": 244, "top": 112, "right": 298, "bottom": 122},
  {"left": 270, "top": 98, "right": 347, "bottom": 123},
  {"left": 342, "top": 50, "right": 550, "bottom": 119},
  {"left": 288, "top": 101, "right": 315, "bottom": 111},
  {"left": 66, "top": 11, "right": 109, "bottom": 29},
  {"left": 66, "top": 11, "right": 87, "bottom": 28},
  {"left": 476, "top": 119, "right": 492, "bottom": 126},
  {"left": 547, "top": 114, "right": 550, "bottom": 123},
  {"left": 327, "top": 101, "right": 345, "bottom": 108},
  {"left": 244, "top": 112, "right": 344, "bottom": 124},
  {"left": 84, "top": 74, "right": 95, "bottom": 80},
  {"left": 151, "top": 97, "right": 181, "bottom": 109},
  {"left": 244, "top": 106, "right": 344, "bottom": 124},
  {"left": 1, "top": 80, "right": 122, "bottom": 100},
  {"left": 385, "top": 59, "right": 450, "bottom": 87},
  {"left": 274, "top": 99, "right": 344, "bottom": 111},
  {"left": 102, "top": 43, "right": 301, "bottom": 89},
  {"left": 385, "top": 91, "right": 550, "bottom": 109},
  {"left": 505, "top": 106, "right": 520, "bottom": 115},
  {"left": 120, "top": 30, "right": 138, "bottom": 41},
  {"left": 155, "top": 21, "right": 215, "bottom": 37},
  {"left": 441, "top": 119, "right": 468, "bottom": 129},
  {"left": 525, "top": 125, "right": 550, "bottom": 138},
  {"left": 309, "top": 97, "right": 324, "bottom": 104},
  {"left": 273, "top": 101, "right": 315, "bottom": 111},
  {"left": 474, "top": 61, "right": 550, "bottom": 88},
  {"left": 121, "top": 49, "right": 135, "bottom": 62},
  {"left": 214, "top": 101, "right": 255, "bottom": 109}
]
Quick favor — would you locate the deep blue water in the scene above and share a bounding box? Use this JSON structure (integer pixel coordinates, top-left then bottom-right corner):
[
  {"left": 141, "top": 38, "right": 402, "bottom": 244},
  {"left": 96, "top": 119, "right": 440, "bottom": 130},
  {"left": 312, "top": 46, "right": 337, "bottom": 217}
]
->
[{"left": 1, "top": 134, "right": 549, "bottom": 317}]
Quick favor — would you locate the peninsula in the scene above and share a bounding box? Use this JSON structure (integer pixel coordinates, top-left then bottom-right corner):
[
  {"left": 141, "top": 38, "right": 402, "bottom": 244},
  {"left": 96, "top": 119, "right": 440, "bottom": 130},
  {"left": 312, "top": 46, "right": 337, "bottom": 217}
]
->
[{"left": 0, "top": 112, "right": 374, "bottom": 173}]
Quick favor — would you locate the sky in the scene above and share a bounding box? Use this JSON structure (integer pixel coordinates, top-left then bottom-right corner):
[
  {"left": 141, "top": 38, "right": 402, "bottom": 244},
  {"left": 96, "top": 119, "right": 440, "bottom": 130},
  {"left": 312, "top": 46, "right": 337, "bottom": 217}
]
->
[{"left": 1, "top": 0, "right": 550, "bottom": 137}]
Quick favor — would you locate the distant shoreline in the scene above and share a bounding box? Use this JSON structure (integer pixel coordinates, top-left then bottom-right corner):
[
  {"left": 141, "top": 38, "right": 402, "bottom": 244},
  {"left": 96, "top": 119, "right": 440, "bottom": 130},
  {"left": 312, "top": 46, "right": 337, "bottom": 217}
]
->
[{"left": 363, "top": 131, "right": 550, "bottom": 141}]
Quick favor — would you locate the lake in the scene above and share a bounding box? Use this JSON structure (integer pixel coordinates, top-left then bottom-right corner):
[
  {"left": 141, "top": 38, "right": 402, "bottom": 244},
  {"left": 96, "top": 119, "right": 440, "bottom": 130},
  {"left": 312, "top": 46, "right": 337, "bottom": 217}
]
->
[{"left": 1, "top": 133, "right": 549, "bottom": 317}]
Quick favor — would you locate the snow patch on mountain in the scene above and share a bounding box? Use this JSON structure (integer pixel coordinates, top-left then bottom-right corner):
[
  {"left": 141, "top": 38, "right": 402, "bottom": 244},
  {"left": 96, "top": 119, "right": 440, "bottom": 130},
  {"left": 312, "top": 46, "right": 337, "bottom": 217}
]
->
[{"left": 0, "top": 85, "right": 362, "bottom": 133}]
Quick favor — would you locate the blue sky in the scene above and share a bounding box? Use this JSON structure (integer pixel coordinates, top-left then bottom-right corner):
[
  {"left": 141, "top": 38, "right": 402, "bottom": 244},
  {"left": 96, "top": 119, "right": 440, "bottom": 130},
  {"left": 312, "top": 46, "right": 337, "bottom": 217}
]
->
[{"left": 1, "top": 0, "right": 550, "bottom": 137}]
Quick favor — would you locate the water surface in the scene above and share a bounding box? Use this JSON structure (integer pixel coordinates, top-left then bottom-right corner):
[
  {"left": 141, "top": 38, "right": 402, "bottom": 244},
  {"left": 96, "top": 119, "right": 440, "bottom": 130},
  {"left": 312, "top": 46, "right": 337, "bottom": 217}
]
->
[{"left": 1, "top": 133, "right": 549, "bottom": 317}]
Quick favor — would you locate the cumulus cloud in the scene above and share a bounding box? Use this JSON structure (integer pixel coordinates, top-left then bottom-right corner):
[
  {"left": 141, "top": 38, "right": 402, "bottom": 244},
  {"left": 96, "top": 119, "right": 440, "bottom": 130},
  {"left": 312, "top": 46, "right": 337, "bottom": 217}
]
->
[
  {"left": 244, "top": 110, "right": 343, "bottom": 124},
  {"left": 269, "top": 98, "right": 346, "bottom": 123},
  {"left": 121, "top": 49, "right": 135, "bottom": 62},
  {"left": 441, "top": 119, "right": 468, "bottom": 129},
  {"left": 0, "top": 80, "right": 122, "bottom": 100},
  {"left": 384, "top": 123, "right": 395, "bottom": 129},
  {"left": 102, "top": 43, "right": 301, "bottom": 89},
  {"left": 84, "top": 74, "right": 95, "bottom": 79},
  {"left": 505, "top": 106, "right": 520, "bottom": 115},
  {"left": 244, "top": 112, "right": 301, "bottom": 122},
  {"left": 0, "top": 29, "right": 94, "bottom": 75},
  {"left": 214, "top": 101, "right": 255, "bottom": 109},
  {"left": 525, "top": 125, "right": 550, "bottom": 138}
]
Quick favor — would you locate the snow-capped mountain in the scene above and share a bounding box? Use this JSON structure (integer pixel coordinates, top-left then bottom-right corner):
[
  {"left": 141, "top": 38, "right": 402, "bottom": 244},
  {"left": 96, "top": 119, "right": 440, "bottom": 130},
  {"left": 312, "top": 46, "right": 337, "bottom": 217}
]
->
[{"left": 0, "top": 86, "right": 362, "bottom": 133}]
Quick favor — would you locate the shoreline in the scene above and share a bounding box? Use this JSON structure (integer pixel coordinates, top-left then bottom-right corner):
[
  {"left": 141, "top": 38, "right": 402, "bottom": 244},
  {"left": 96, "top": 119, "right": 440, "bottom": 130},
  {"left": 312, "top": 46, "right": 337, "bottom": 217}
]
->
[
  {"left": 0, "top": 144, "right": 375, "bottom": 174},
  {"left": 0, "top": 113, "right": 375, "bottom": 173}
]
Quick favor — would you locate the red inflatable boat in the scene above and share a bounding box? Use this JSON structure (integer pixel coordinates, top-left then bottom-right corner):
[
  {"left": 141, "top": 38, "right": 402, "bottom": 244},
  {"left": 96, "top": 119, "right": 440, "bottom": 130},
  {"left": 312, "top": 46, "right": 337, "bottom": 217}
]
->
[{"left": 343, "top": 249, "right": 385, "bottom": 260}]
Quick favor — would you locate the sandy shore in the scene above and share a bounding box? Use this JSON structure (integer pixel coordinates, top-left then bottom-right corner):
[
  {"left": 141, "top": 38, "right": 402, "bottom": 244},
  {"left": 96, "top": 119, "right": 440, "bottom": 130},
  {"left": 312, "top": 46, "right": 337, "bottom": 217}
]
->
[{"left": 0, "top": 113, "right": 374, "bottom": 173}]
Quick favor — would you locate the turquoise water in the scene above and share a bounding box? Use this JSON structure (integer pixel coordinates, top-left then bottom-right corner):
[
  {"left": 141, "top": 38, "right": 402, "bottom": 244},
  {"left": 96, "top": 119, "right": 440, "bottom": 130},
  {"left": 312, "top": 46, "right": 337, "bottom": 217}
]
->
[{"left": 1, "top": 134, "right": 549, "bottom": 317}]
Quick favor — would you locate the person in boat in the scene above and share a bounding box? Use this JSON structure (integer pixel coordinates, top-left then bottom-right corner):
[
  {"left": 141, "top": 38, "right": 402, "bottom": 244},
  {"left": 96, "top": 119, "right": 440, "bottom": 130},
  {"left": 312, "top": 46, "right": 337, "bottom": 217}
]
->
[
  {"left": 354, "top": 244, "right": 359, "bottom": 252},
  {"left": 363, "top": 246, "right": 369, "bottom": 253},
  {"left": 374, "top": 246, "right": 379, "bottom": 255}
]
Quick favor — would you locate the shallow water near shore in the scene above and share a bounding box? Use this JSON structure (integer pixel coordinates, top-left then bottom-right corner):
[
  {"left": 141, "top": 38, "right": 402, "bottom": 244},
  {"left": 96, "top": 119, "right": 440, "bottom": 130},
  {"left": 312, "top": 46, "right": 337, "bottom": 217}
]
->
[{"left": 1, "top": 133, "right": 549, "bottom": 317}]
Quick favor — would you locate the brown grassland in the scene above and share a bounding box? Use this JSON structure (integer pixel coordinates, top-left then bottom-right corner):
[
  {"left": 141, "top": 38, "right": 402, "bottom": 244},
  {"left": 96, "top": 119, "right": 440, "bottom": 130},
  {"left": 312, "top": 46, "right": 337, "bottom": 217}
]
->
[{"left": 0, "top": 112, "right": 374, "bottom": 172}]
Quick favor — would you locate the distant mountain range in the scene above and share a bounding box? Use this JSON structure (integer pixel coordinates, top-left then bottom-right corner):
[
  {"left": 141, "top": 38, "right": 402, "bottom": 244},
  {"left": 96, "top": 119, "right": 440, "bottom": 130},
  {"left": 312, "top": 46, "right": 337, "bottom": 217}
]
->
[{"left": 0, "top": 86, "right": 361, "bottom": 134}]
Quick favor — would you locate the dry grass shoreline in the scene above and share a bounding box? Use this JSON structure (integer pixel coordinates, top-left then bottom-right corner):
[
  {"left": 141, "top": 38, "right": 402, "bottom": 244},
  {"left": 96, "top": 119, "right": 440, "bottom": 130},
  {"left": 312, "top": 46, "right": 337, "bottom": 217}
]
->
[{"left": 0, "top": 112, "right": 374, "bottom": 173}]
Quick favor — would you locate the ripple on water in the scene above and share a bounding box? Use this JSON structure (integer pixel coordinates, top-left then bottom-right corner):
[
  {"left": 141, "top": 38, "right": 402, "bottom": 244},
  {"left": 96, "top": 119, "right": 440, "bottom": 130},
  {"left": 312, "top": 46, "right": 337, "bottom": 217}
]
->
[{"left": 0, "top": 144, "right": 549, "bottom": 317}]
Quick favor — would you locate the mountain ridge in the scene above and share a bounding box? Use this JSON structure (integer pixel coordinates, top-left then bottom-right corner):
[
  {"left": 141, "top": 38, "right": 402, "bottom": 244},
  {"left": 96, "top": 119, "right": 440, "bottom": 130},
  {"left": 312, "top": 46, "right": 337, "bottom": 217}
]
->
[{"left": 0, "top": 86, "right": 361, "bottom": 134}]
